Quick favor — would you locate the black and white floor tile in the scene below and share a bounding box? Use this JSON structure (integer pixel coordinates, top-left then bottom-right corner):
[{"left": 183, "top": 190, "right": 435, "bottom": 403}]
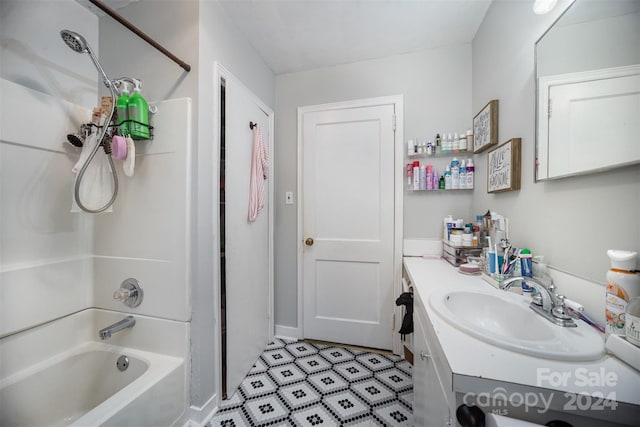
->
[{"left": 211, "top": 339, "right": 413, "bottom": 426}]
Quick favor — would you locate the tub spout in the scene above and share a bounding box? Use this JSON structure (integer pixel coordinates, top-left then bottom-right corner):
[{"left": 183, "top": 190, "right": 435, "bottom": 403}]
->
[{"left": 99, "top": 316, "right": 135, "bottom": 340}]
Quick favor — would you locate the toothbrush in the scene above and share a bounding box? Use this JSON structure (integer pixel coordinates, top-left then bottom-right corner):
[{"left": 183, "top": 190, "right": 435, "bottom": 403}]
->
[{"left": 566, "top": 307, "right": 606, "bottom": 333}]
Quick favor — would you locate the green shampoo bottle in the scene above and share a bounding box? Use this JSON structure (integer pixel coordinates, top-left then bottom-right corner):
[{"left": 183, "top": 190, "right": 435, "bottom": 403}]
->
[
  {"left": 116, "top": 83, "right": 130, "bottom": 136},
  {"left": 128, "top": 79, "right": 150, "bottom": 140}
]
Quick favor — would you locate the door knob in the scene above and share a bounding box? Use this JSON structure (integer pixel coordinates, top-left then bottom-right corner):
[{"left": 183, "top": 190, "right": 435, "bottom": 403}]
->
[{"left": 305, "top": 237, "right": 314, "bottom": 246}]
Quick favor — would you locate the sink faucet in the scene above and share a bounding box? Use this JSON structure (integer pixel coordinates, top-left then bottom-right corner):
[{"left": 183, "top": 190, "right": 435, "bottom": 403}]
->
[
  {"left": 500, "top": 277, "right": 576, "bottom": 327},
  {"left": 99, "top": 315, "right": 136, "bottom": 340}
]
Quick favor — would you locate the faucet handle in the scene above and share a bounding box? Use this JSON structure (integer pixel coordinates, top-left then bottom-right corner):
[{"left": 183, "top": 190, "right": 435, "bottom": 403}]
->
[
  {"left": 552, "top": 294, "right": 572, "bottom": 320},
  {"left": 113, "top": 288, "right": 132, "bottom": 301},
  {"left": 114, "top": 278, "right": 144, "bottom": 308}
]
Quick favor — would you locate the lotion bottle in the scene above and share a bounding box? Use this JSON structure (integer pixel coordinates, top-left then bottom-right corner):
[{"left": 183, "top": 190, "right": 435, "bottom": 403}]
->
[
  {"left": 466, "top": 158, "right": 474, "bottom": 189},
  {"left": 605, "top": 250, "right": 640, "bottom": 336}
]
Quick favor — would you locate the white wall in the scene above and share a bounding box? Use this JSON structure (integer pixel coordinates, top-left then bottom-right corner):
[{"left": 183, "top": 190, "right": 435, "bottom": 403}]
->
[
  {"left": 0, "top": 0, "right": 99, "bottom": 107},
  {"left": 97, "top": 0, "right": 276, "bottom": 412},
  {"left": 274, "top": 45, "right": 473, "bottom": 328},
  {"left": 1, "top": 0, "right": 275, "bottom": 416},
  {"left": 0, "top": 0, "right": 99, "bottom": 336},
  {"left": 193, "top": 0, "right": 275, "bottom": 412},
  {"left": 471, "top": 0, "right": 640, "bottom": 285}
]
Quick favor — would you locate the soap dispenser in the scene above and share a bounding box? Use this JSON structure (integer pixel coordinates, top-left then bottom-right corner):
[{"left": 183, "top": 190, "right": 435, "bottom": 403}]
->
[
  {"left": 128, "top": 79, "right": 150, "bottom": 140},
  {"left": 116, "top": 81, "right": 131, "bottom": 136}
]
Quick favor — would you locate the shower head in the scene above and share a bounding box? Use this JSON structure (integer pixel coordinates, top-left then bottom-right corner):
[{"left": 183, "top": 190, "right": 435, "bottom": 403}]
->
[
  {"left": 60, "top": 29, "right": 114, "bottom": 91},
  {"left": 60, "top": 30, "right": 88, "bottom": 53}
]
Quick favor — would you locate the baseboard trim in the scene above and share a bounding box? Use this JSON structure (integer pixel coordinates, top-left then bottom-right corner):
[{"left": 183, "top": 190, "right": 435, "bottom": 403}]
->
[
  {"left": 187, "top": 393, "right": 218, "bottom": 427},
  {"left": 275, "top": 324, "right": 302, "bottom": 341}
]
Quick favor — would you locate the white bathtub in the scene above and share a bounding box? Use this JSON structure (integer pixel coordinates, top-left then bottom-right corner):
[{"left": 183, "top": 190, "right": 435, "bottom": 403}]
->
[{"left": 0, "top": 309, "right": 189, "bottom": 427}]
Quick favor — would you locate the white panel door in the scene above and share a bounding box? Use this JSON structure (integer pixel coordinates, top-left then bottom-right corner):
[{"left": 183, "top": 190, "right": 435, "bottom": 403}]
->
[
  {"left": 302, "top": 103, "right": 395, "bottom": 350},
  {"left": 224, "top": 76, "right": 270, "bottom": 396}
]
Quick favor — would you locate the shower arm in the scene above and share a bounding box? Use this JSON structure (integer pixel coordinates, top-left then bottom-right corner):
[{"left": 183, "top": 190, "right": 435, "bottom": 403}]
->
[{"left": 88, "top": 0, "right": 191, "bottom": 73}]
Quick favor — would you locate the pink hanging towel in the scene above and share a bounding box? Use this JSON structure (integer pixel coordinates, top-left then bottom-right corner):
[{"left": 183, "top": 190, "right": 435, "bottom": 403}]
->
[{"left": 248, "top": 124, "right": 269, "bottom": 222}]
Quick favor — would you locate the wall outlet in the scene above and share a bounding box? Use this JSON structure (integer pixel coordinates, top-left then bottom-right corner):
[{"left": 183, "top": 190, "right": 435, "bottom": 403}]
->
[{"left": 285, "top": 191, "right": 294, "bottom": 205}]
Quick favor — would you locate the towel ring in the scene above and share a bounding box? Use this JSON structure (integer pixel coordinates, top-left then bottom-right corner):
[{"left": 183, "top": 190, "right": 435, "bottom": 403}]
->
[{"left": 249, "top": 121, "right": 257, "bottom": 130}]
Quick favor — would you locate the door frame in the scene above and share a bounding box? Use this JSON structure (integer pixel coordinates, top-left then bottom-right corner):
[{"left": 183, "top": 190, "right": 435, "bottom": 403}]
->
[
  {"left": 212, "top": 62, "right": 275, "bottom": 404},
  {"left": 296, "top": 95, "right": 404, "bottom": 355}
]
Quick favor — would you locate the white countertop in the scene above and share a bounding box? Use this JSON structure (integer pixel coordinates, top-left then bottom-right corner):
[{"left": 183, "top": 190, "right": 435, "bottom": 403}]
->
[{"left": 403, "top": 257, "right": 640, "bottom": 407}]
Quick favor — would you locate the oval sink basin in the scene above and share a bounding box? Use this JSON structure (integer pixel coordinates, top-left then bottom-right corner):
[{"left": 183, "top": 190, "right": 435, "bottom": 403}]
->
[{"left": 429, "top": 290, "right": 605, "bottom": 361}]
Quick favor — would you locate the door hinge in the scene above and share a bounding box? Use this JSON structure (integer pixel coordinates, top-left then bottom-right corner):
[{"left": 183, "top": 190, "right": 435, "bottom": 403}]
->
[
  {"left": 392, "top": 114, "right": 396, "bottom": 131},
  {"left": 548, "top": 98, "right": 552, "bottom": 119}
]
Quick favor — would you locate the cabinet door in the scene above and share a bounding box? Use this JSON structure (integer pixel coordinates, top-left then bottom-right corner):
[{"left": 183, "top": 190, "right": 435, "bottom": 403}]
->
[{"left": 414, "top": 312, "right": 451, "bottom": 426}]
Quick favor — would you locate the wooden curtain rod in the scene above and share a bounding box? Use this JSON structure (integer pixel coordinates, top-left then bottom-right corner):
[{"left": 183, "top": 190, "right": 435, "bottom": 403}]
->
[{"left": 89, "top": 0, "right": 191, "bottom": 72}]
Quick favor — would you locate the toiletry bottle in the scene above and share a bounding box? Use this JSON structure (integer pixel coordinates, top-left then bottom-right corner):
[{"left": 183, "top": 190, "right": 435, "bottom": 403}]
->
[
  {"left": 438, "top": 175, "right": 445, "bottom": 190},
  {"left": 520, "top": 248, "right": 533, "bottom": 277},
  {"left": 412, "top": 161, "right": 420, "bottom": 191},
  {"left": 625, "top": 297, "right": 640, "bottom": 347},
  {"left": 466, "top": 129, "right": 473, "bottom": 151},
  {"left": 452, "top": 132, "right": 459, "bottom": 153},
  {"left": 447, "top": 133, "right": 454, "bottom": 152},
  {"left": 406, "top": 164, "right": 413, "bottom": 190},
  {"left": 458, "top": 132, "right": 467, "bottom": 152},
  {"left": 435, "top": 133, "right": 442, "bottom": 154},
  {"left": 459, "top": 159, "right": 467, "bottom": 189},
  {"left": 128, "top": 79, "right": 150, "bottom": 139},
  {"left": 466, "top": 158, "right": 474, "bottom": 189},
  {"left": 116, "top": 83, "right": 130, "bottom": 136},
  {"left": 443, "top": 215, "right": 454, "bottom": 241},
  {"left": 426, "top": 164, "right": 433, "bottom": 190},
  {"left": 451, "top": 158, "right": 460, "bottom": 189},
  {"left": 432, "top": 167, "right": 439, "bottom": 190},
  {"left": 407, "top": 139, "right": 415, "bottom": 156},
  {"left": 533, "top": 255, "right": 547, "bottom": 278},
  {"left": 444, "top": 165, "right": 452, "bottom": 190},
  {"left": 419, "top": 165, "right": 426, "bottom": 190},
  {"left": 605, "top": 250, "right": 640, "bottom": 335}
]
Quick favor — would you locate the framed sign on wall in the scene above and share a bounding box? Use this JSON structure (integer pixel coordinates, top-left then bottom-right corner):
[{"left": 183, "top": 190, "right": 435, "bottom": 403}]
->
[
  {"left": 487, "top": 138, "right": 521, "bottom": 193},
  {"left": 473, "top": 99, "right": 499, "bottom": 153}
]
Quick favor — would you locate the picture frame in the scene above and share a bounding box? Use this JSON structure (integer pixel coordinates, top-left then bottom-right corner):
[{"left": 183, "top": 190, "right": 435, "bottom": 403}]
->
[
  {"left": 473, "top": 99, "right": 499, "bottom": 153},
  {"left": 487, "top": 138, "right": 521, "bottom": 193}
]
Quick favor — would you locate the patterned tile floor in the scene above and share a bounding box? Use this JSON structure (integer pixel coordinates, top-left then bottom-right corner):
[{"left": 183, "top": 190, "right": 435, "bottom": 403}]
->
[{"left": 211, "top": 339, "right": 413, "bottom": 426}]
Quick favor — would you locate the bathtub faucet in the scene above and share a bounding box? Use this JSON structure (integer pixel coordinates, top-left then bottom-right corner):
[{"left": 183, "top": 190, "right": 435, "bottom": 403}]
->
[{"left": 99, "top": 316, "right": 136, "bottom": 340}]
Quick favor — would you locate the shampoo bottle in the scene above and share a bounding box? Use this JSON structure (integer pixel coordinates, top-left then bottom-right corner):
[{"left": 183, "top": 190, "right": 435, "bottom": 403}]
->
[
  {"left": 128, "top": 79, "right": 150, "bottom": 140},
  {"left": 116, "top": 83, "right": 130, "bottom": 136}
]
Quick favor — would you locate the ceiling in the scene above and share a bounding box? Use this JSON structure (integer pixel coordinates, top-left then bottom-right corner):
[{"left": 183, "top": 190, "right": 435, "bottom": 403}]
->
[
  {"left": 81, "top": 0, "right": 493, "bottom": 75},
  {"left": 218, "top": 0, "right": 493, "bottom": 75}
]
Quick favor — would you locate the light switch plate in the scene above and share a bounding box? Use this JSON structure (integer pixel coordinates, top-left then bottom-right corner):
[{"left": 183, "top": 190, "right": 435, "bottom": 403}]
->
[{"left": 285, "top": 191, "right": 294, "bottom": 205}]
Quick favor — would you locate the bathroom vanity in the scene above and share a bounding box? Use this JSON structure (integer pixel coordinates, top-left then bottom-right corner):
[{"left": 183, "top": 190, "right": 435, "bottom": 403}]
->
[{"left": 403, "top": 257, "right": 640, "bottom": 427}]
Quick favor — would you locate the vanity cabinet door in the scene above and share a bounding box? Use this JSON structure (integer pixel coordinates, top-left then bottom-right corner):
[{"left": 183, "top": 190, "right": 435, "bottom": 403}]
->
[{"left": 414, "top": 310, "right": 452, "bottom": 426}]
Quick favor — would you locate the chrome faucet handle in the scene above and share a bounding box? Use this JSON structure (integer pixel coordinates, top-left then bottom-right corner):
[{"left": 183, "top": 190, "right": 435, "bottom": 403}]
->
[
  {"left": 114, "top": 278, "right": 143, "bottom": 308},
  {"left": 531, "top": 290, "right": 543, "bottom": 306},
  {"left": 113, "top": 288, "right": 132, "bottom": 301},
  {"left": 551, "top": 294, "right": 572, "bottom": 320}
]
